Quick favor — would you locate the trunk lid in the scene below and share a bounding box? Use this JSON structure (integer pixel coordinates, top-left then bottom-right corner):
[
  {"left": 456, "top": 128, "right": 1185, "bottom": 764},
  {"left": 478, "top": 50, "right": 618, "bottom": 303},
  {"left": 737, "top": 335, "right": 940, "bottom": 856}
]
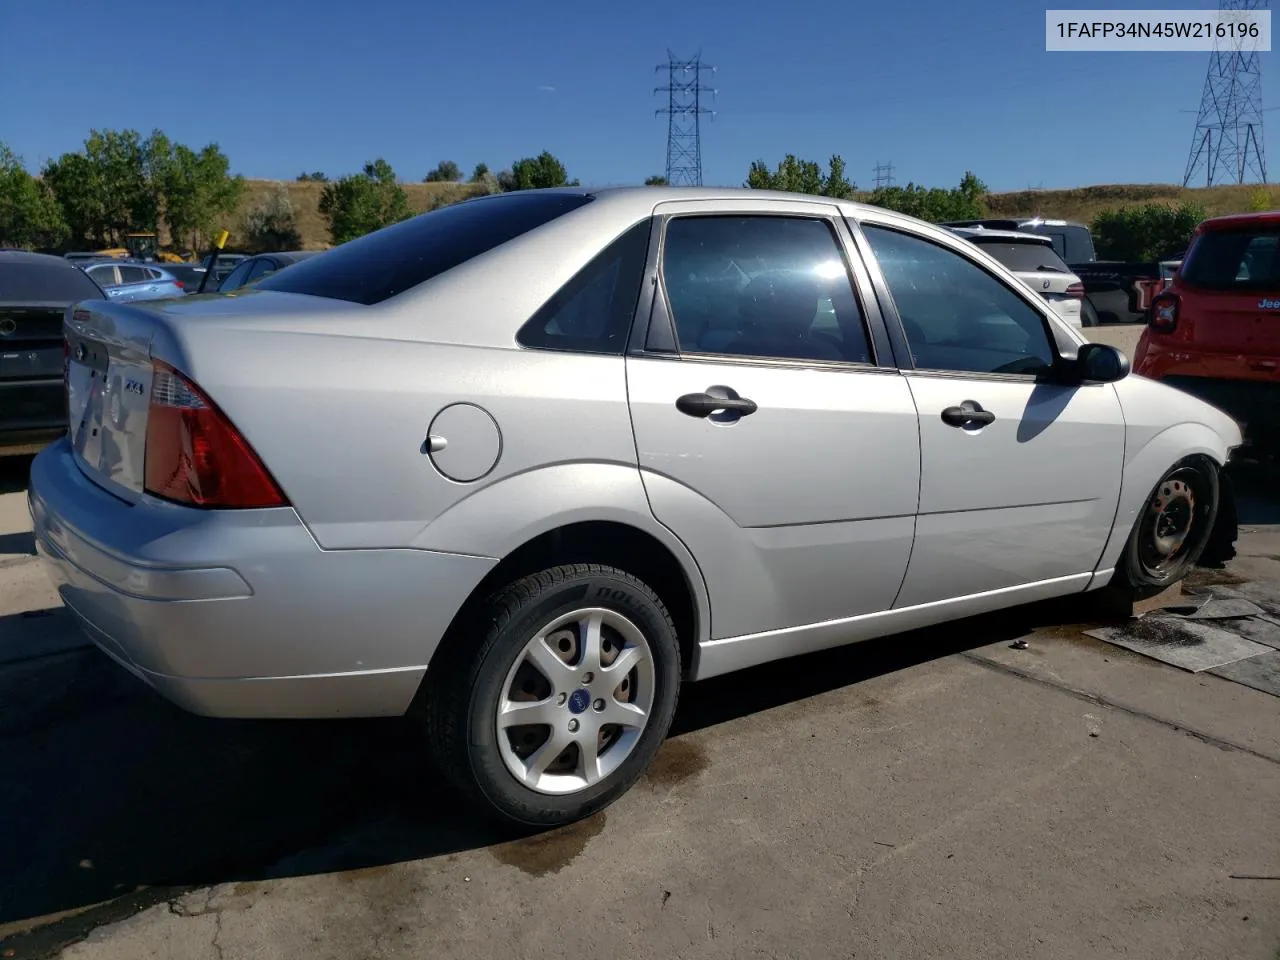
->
[
  {"left": 65, "top": 300, "right": 169, "bottom": 500},
  {"left": 63, "top": 290, "right": 365, "bottom": 502},
  {"left": 1177, "top": 227, "right": 1280, "bottom": 356}
]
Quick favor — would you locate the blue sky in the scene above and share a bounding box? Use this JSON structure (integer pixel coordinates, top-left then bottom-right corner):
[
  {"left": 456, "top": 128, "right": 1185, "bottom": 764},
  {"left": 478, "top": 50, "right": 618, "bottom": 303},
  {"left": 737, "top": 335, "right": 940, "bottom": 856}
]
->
[{"left": 0, "top": 0, "right": 1269, "bottom": 192}]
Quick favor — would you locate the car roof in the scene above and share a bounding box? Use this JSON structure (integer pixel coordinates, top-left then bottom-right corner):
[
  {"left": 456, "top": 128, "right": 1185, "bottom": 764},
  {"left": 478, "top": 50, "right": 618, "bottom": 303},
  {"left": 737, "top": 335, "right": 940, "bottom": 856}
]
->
[
  {"left": 949, "top": 226, "right": 1054, "bottom": 245},
  {"left": 0, "top": 249, "right": 86, "bottom": 269},
  {"left": 1197, "top": 210, "right": 1280, "bottom": 232},
  {"left": 254, "top": 251, "right": 320, "bottom": 263}
]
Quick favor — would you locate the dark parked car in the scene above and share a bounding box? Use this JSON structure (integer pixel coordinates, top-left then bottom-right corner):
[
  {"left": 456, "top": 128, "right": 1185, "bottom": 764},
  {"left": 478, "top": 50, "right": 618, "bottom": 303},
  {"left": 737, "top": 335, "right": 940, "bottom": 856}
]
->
[
  {"left": 217, "top": 251, "right": 320, "bottom": 293},
  {"left": 0, "top": 251, "right": 106, "bottom": 455}
]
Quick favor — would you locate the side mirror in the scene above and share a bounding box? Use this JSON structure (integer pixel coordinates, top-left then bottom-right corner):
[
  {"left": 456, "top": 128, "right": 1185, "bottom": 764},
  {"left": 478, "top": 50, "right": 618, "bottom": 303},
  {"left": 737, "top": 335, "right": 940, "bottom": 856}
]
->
[{"left": 1074, "top": 342, "right": 1129, "bottom": 383}]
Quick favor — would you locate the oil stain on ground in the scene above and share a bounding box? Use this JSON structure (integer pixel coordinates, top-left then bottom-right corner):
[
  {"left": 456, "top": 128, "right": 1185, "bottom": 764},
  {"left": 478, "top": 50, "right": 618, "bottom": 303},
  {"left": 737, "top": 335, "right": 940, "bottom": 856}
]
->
[
  {"left": 643, "top": 737, "right": 710, "bottom": 788},
  {"left": 488, "top": 813, "right": 606, "bottom": 877}
]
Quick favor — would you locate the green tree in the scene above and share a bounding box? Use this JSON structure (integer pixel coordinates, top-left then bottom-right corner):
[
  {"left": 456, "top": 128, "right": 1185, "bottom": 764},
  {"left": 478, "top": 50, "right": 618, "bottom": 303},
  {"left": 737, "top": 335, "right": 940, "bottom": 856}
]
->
[
  {"left": 242, "top": 184, "right": 302, "bottom": 251},
  {"left": 645, "top": 174, "right": 668, "bottom": 186},
  {"left": 745, "top": 154, "right": 854, "bottom": 198},
  {"left": 0, "top": 144, "right": 67, "bottom": 249},
  {"left": 495, "top": 168, "right": 517, "bottom": 192},
  {"left": 424, "top": 161, "right": 462, "bottom": 182},
  {"left": 297, "top": 171, "right": 328, "bottom": 182},
  {"left": 865, "top": 172, "right": 988, "bottom": 222},
  {"left": 319, "top": 158, "right": 413, "bottom": 245},
  {"left": 510, "top": 151, "right": 578, "bottom": 190},
  {"left": 154, "top": 140, "right": 245, "bottom": 252},
  {"left": 1091, "top": 202, "right": 1204, "bottom": 261},
  {"left": 41, "top": 151, "right": 103, "bottom": 246},
  {"left": 470, "top": 162, "right": 490, "bottom": 182}
]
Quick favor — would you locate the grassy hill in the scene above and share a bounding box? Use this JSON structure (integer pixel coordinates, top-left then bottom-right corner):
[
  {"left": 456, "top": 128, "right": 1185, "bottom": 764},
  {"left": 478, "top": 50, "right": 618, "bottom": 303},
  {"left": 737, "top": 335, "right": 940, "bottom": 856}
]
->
[{"left": 232, "top": 179, "right": 1280, "bottom": 252}]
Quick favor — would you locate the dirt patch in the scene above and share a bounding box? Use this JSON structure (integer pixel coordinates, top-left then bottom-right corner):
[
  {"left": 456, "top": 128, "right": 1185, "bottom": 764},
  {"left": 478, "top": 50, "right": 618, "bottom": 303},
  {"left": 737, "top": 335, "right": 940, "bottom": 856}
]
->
[{"left": 1186, "top": 568, "right": 1249, "bottom": 587}]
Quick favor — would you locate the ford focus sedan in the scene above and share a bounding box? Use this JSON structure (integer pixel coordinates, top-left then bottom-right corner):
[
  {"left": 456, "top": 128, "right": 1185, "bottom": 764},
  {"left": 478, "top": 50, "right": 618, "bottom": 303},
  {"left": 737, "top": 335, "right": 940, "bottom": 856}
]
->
[{"left": 28, "top": 187, "right": 1241, "bottom": 827}]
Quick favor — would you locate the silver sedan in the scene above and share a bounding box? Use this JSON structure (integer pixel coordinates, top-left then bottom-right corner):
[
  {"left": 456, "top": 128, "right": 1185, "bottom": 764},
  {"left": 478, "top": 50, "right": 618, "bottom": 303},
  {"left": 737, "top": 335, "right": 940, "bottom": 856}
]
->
[{"left": 29, "top": 186, "right": 1242, "bottom": 827}]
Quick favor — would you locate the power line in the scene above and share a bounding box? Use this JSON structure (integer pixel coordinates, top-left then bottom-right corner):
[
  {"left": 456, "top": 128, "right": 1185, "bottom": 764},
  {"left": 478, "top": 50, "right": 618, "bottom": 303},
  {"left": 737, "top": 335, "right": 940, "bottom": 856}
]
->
[
  {"left": 872, "top": 161, "right": 895, "bottom": 188},
  {"left": 1183, "top": 0, "right": 1268, "bottom": 186},
  {"left": 654, "top": 51, "right": 716, "bottom": 186}
]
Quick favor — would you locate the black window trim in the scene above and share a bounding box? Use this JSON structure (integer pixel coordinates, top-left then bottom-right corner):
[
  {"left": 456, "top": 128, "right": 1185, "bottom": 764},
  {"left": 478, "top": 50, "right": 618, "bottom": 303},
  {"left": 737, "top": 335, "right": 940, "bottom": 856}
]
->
[
  {"left": 625, "top": 209, "right": 898, "bottom": 375},
  {"left": 515, "top": 217, "right": 654, "bottom": 356},
  {"left": 852, "top": 219, "right": 1083, "bottom": 385}
]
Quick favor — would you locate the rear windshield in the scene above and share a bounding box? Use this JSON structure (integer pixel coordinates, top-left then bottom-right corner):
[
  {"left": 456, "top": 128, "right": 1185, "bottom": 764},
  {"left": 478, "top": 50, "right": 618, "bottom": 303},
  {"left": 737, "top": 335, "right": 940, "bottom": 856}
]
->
[
  {"left": 0, "top": 260, "right": 105, "bottom": 303},
  {"left": 1180, "top": 229, "right": 1280, "bottom": 290},
  {"left": 258, "top": 192, "right": 595, "bottom": 305},
  {"left": 970, "top": 240, "right": 1072, "bottom": 274}
]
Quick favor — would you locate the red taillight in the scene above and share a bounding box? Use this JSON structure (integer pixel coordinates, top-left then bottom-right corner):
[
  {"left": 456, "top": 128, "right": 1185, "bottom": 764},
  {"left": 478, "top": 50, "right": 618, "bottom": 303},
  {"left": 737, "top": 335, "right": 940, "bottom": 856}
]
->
[
  {"left": 1064, "top": 282, "right": 1085, "bottom": 299},
  {"left": 143, "top": 361, "right": 288, "bottom": 509},
  {"left": 1149, "top": 293, "right": 1179, "bottom": 334},
  {"left": 174, "top": 280, "right": 185, "bottom": 289}
]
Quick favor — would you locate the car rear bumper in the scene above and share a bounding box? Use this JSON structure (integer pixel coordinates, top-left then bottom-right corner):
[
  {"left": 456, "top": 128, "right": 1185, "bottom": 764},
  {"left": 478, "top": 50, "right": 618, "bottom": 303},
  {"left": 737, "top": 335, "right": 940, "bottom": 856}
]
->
[
  {"left": 27, "top": 437, "right": 497, "bottom": 718},
  {"left": 1, "top": 377, "right": 65, "bottom": 453}
]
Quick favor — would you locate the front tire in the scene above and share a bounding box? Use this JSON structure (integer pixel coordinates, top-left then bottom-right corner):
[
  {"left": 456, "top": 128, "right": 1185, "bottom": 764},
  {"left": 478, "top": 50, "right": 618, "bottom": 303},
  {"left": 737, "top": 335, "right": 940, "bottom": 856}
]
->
[
  {"left": 425, "top": 564, "right": 681, "bottom": 828},
  {"left": 1118, "top": 458, "right": 1220, "bottom": 595}
]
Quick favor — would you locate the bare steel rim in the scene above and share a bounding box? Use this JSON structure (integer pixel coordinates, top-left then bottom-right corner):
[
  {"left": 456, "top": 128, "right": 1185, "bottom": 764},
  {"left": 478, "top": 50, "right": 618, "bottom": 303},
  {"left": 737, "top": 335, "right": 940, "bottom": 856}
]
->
[
  {"left": 1137, "top": 466, "right": 1207, "bottom": 577},
  {"left": 495, "top": 607, "right": 656, "bottom": 797}
]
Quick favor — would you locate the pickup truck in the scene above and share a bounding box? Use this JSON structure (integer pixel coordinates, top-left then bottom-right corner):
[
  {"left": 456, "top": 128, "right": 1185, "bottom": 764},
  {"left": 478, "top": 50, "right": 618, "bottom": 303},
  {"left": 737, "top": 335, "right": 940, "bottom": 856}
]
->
[{"left": 943, "top": 217, "right": 1180, "bottom": 326}]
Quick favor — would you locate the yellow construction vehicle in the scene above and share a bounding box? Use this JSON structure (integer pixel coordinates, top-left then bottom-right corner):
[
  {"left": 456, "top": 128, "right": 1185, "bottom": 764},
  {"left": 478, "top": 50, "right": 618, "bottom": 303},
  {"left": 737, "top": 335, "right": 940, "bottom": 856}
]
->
[{"left": 92, "top": 233, "right": 187, "bottom": 263}]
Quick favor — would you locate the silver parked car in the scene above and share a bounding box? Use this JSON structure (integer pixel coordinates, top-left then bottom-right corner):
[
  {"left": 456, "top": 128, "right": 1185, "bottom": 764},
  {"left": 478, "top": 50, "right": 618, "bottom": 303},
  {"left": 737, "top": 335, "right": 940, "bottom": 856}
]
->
[
  {"left": 80, "top": 260, "right": 187, "bottom": 302},
  {"left": 29, "top": 187, "right": 1241, "bottom": 827}
]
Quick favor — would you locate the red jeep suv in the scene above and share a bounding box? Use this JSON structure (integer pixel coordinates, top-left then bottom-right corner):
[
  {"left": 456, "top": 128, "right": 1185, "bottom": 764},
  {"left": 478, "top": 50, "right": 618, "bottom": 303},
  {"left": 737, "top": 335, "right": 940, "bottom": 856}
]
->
[{"left": 1135, "top": 211, "right": 1280, "bottom": 459}]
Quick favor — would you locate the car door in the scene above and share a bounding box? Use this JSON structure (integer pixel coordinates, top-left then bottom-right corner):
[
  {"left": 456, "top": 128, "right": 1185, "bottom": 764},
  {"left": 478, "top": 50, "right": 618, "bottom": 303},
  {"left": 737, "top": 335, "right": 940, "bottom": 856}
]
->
[
  {"left": 625, "top": 199, "right": 920, "bottom": 648},
  {"left": 854, "top": 216, "right": 1125, "bottom": 608}
]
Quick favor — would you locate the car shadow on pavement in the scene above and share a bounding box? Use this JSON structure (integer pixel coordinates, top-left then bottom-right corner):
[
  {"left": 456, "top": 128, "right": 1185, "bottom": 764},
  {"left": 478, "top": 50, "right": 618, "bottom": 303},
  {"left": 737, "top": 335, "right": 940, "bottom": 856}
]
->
[{"left": 0, "top": 596, "right": 1076, "bottom": 957}]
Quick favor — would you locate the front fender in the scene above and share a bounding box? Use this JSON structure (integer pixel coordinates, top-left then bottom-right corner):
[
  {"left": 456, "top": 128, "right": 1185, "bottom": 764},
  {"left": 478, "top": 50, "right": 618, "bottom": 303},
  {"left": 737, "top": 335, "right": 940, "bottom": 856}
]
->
[
  {"left": 411, "top": 462, "right": 713, "bottom": 646},
  {"left": 1093, "top": 420, "right": 1236, "bottom": 577}
]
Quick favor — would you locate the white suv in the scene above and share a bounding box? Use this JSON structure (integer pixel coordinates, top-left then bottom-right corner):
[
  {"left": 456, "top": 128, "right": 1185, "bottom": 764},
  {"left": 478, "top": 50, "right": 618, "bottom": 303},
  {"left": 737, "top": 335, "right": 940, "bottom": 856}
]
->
[{"left": 949, "top": 227, "right": 1086, "bottom": 329}]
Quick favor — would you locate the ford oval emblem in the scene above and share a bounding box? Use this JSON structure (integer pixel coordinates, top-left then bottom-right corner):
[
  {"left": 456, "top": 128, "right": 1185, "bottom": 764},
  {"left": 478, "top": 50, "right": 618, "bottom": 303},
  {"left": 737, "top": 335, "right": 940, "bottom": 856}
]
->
[{"left": 0, "top": 318, "right": 16, "bottom": 337}]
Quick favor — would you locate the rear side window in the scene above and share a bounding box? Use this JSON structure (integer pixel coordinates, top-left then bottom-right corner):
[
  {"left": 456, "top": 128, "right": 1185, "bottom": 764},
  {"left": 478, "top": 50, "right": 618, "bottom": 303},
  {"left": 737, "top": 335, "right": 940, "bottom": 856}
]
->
[
  {"left": 517, "top": 219, "right": 651, "bottom": 354},
  {"left": 971, "top": 241, "right": 1071, "bottom": 274},
  {"left": 0, "top": 260, "right": 106, "bottom": 301},
  {"left": 258, "top": 192, "right": 594, "bottom": 306},
  {"left": 1180, "top": 229, "right": 1280, "bottom": 290}
]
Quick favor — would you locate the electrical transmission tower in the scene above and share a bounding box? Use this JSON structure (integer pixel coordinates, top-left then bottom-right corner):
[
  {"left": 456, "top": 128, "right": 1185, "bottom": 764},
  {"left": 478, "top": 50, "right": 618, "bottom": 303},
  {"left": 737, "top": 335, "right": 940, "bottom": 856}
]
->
[
  {"left": 1182, "top": 0, "right": 1268, "bottom": 186},
  {"left": 654, "top": 51, "right": 716, "bottom": 186},
  {"left": 872, "top": 161, "right": 895, "bottom": 188}
]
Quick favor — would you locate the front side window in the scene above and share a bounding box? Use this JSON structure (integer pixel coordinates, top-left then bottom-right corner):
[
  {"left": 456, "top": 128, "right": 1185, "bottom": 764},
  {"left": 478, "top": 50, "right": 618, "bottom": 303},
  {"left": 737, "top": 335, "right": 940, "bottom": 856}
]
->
[
  {"left": 660, "top": 215, "right": 871, "bottom": 365},
  {"left": 862, "top": 224, "right": 1056, "bottom": 377}
]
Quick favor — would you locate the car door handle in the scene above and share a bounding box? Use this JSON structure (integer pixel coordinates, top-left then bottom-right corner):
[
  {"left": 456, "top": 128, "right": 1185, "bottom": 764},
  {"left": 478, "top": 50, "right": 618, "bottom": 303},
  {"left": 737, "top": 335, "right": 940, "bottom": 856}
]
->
[
  {"left": 941, "top": 402, "right": 995, "bottom": 427},
  {"left": 676, "top": 392, "right": 758, "bottom": 418}
]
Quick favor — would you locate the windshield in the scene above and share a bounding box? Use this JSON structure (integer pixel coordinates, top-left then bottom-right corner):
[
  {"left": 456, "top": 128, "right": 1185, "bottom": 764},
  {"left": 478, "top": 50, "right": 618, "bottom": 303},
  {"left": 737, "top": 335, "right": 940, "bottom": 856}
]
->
[
  {"left": 1179, "top": 229, "right": 1280, "bottom": 290},
  {"left": 970, "top": 240, "right": 1071, "bottom": 274}
]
